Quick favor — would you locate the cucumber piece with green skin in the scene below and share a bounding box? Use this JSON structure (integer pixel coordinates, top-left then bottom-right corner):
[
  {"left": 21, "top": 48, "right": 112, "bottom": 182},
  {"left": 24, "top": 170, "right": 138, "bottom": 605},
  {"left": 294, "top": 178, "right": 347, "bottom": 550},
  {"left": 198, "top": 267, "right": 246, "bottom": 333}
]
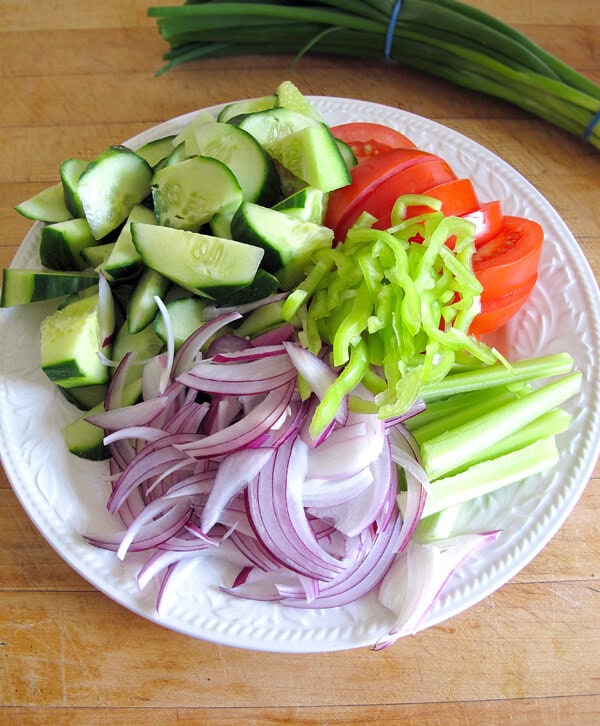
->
[
  {"left": 154, "top": 297, "right": 208, "bottom": 349},
  {"left": 104, "top": 204, "right": 157, "bottom": 282},
  {"left": 230, "top": 201, "right": 333, "bottom": 279},
  {"left": 131, "top": 222, "right": 265, "bottom": 300},
  {"left": 231, "top": 107, "right": 322, "bottom": 148},
  {"left": 172, "top": 110, "right": 215, "bottom": 152},
  {"left": 39, "top": 217, "right": 98, "bottom": 271},
  {"left": 216, "top": 268, "right": 280, "bottom": 306},
  {"left": 268, "top": 124, "right": 352, "bottom": 192},
  {"left": 61, "top": 384, "right": 108, "bottom": 411},
  {"left": 0, "top": 269, "right": 99, "bottom": 307},
  {"left": 112, "top": 319, "right": 164, "bottom": 385},
  {"left": 275, "top": 81, "right": 325, "bottom": 122},
  {"left": 126, "top": 266, "right": 171, "bottom": 334},
  {"left": 77, "top": 145, "right": 153, "bottom": 239},
  {"left": 234, "top": 108, "right": 350, "bottom": 191},
  {"left": 235, "top": 300, "right": 287, "bottom": 338},
  {"left": 217, "top": 94, "right": 277, "bottom": 123},
  {"left": 151, "top": 155, "right": 243, "bottom": 231},
  {"left": 40, "top": 292, "right": 109, "bottom": 389},
  {"left": 189, "top": 122, "right": 280, "bottom": 206},
  {"left": 81, "top": 243, "right": 116, "bottom": 269},
  {"left": 335, "top": 138, "right": 358, "bottom": 171},
  {"left": 15, "top": 182, "right": 72, "bottom": 223},
  {"left": 135, "top": 135, "right": 176, "bottom": 168},
  {"left": 273, "top": 187, "right": 328, "bottom": 224},
  {"left": 62, "top": 377, "right": 142, "bottom": 460},
  {"left": 163, "top": 142, "right": 189, "bottom": 168},
  {"left": 60, "top": 158, "right": 88, "bottom": 217},
  {"left": 210, "top": 211, "right": 232, "bottom": 239}
]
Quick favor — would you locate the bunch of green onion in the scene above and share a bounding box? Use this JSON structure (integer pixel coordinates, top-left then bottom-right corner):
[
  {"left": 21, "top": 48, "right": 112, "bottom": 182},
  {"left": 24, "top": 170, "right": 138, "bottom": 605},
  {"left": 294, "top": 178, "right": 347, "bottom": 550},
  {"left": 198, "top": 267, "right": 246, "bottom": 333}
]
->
[{"left": 147, "top": 0, "right": 600, "bottom": 149}]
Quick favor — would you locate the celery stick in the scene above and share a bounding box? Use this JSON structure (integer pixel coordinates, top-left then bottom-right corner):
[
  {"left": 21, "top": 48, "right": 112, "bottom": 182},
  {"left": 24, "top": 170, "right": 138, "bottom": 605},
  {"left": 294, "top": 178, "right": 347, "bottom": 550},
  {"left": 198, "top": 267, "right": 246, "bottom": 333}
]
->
[
  {"left": 405, "top": 383, "right": 529, "bottom": 431},
  {"left": 414, "top": 503, "right": 463, "bottom": 541},
  {"left": 444, "top": 408, "right": 572, "bottom": 475},
  {"left": 421, "top": 371, "right": 581, "bottom": 480},
  {"left": 421, "top": 436, "right": 559, "bottom": 517},
  {"left": 412, "top": 387, "right": 522, "bottom": 445},
  {"left": 419, "top": 353, "right": 574, "bottom": 402}
]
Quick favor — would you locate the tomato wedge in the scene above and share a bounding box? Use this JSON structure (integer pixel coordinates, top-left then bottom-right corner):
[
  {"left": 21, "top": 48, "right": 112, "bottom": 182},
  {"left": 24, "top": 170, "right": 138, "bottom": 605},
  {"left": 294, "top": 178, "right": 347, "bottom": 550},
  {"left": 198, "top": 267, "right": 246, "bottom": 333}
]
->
[
  {"left": 405, "top": 178, "right": 479, "bottom": 219},
  {"left": 325, "top": 148, "right": 448, "bottom": 234},
  {"left": 330, "top": 122, "right": 416, "bottom": 162},
  {"left": 462, "top": 200, "right": 504, "bottom": 248},
  {"left": 334, "top": 158, "right": 456, "bottom": 241},
  {"left": 473, "top": 216, "right": 543, "bottom": 301},
  {"left": 470, "top": 274, "right": 538, "bottom": 337}
]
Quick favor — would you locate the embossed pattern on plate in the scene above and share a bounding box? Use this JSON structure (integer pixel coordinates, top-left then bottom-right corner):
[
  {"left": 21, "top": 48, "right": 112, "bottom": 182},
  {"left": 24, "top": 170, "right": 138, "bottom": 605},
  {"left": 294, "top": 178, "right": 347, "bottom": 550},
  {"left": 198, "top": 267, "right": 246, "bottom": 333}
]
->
[{"left": 1, "top": 98, "right": 599, "bottom": 652}]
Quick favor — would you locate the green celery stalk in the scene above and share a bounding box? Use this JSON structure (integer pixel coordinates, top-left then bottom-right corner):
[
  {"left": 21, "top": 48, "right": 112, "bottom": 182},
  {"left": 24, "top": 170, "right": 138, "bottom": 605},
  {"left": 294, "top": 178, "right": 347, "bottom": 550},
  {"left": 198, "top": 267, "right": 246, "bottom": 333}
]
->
[
  {"left": 420, "top": 436, "right": 560, "bottom": 518},
  {"left": 420, "top": 371, "right": 581, "bottom": 480},
  {"left": 420, "top": 353, "right": 574, "bottom": 401}
]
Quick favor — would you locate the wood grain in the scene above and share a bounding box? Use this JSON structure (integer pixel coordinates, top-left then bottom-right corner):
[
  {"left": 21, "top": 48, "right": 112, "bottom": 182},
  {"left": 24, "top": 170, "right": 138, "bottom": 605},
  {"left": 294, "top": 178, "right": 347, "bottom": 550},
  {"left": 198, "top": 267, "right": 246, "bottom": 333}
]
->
[{"left": 1, "top": 1, "right": 599, "bottom": 722}]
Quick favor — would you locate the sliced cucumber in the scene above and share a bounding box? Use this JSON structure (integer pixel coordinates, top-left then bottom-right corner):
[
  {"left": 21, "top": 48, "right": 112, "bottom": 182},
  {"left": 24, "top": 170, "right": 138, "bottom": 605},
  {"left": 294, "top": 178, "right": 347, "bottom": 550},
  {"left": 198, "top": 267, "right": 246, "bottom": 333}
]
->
[
  {"left": 275, "top": 81, "right": 325, "bottom": 122},
  {"left": 77, "top": 145, "right": 153, "bottom": 239},
  {"left": 216, "top": 268, "right": 280, "bottom": 306},
  {"left": 151, "top": 156, "right": 243, "bottom": 231},
  {"left": 15, "top": 182, "right": 72, "bottom": 223},
  {"left": 126, "top": 266, "right": 171, "bottom": 334},
  {"left": 172, "top": 110, "right": 215, "bottom": 152},
  {"left": 188, "top": 122, "right": 280, "bottom": 206},
  {"left": 81, "top": 243, "right": 116, "bottom": 269},
  {"left": 39, "top": 217, "right": 97, "bottom": 271},
  {"left": 60, "top": 158, "right": 88, "bottom": 217},
  {"left": 210, "top": 211, "right": 233, "bottom": 239},
  {"left": 217, "top": 94, "right": 277, "bottom": 123},
  {"left": 112, "top": 319, "right": 164, "bottom": 385},
  {"left": 235, "top": 300, "right": 287, "bottom": 338},
  {"left": 335, "top": 138, "right": 358, "bottom": 171},
  {"left": 273, "top": 187, "right": 328, "bottom": 224},
  {"left": 0, "top": 269, "right": 98, "bottom": 307},
  {"left": 61, "top": 384, "right": 108, "bottom": 411},
  {"left": 62, "top": 377, "right": 142, "bottom": 460},
  {"left": 131, "top": 222, "right": 264, "bottom": 299},
  {"left": 231, "top": 107, "right": 321, "bottom": 148},
  {"left": 104, "top": 204, "right": 157, "bottom": 282},
  {"left": 135, "top": 135, "right": 176, "bottom": 168},
  {"left": 268, "top": 124, "right": 351, "bottom": 192},
  {"left": 163, "top": 142, "right": 189, "bottom": 167},
  {"left": 40, "top": 292, "right": 109, "bottom": 389},
  {"left": 230, "top": 201, "right": 333, "bottom": 281},
  {"left": 154, "top": 297, "right": 208, "bottom": 349}
]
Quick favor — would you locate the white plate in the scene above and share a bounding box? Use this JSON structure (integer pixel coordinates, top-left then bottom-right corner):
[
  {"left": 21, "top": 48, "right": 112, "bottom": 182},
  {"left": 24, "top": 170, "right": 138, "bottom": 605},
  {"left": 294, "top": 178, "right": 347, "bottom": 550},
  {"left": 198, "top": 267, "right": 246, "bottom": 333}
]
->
[{"left": 1, "top": 97, "right": 599, "bottom": 653}]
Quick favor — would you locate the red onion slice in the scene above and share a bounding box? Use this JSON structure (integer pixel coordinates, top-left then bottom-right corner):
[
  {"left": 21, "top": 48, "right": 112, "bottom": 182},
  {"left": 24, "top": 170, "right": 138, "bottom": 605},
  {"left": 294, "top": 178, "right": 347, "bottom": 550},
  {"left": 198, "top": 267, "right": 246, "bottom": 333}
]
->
[{"left": 374, "top": 530, "right": 502, "bottom": 649}]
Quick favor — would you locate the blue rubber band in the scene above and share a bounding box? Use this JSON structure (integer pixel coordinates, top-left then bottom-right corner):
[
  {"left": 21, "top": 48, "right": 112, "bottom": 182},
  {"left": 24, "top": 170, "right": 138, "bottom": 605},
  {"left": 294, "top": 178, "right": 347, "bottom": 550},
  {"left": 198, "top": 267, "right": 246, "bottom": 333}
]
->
[
  {"left": 385, "top": 0, "right": 403, "bottom": 61},
  {"left": 583, "top": 108, "right": 600, "bottom": 142}
]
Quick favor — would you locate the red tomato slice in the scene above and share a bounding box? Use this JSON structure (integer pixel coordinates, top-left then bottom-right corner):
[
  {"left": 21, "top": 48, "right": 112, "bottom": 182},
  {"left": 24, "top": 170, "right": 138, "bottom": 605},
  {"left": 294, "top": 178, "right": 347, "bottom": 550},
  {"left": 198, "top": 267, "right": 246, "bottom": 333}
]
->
[
  {"left": 473, "top": 216, "right": 544, "bottom": 300},
  {"left": 469, "top": 274, "right": 537, "bottom": 337},
  {"left": 405, "top": 178, "right": 479, "bottom": 219},
  {"left": 373, "top": 178, "right": 480, "bottom": 232},
  {"left": 461, "top": 200, "right": 504, "bottom": 248},
  {"left": 334, "top": 158, "right": 456, "bottom": 241},
  {"left": 330, "top": 122, "right": 416, "bottom": 162},
  {"left": 325, "top": 147, "right": 448, "bottom": 234}
]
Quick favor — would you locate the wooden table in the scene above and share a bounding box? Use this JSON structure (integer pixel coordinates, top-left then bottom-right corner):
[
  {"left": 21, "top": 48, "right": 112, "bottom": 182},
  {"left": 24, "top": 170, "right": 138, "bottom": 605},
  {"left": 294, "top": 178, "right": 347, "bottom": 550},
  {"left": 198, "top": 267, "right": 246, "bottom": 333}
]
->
[{"left": 1, "top": 1, "right": 599, "bottom": 723}]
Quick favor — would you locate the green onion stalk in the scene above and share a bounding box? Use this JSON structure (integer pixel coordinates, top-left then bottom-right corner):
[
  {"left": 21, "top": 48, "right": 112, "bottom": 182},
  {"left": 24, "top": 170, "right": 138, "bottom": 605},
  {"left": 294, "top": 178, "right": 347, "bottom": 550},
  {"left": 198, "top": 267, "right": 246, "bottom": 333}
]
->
[{"left": 147, "top": 0, "right": 600, "bottom": 149}]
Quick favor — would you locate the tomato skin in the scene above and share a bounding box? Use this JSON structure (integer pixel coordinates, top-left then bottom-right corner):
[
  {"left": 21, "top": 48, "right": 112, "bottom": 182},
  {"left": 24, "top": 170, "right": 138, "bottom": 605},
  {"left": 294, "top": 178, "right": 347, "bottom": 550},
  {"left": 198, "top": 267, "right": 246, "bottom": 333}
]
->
[
  {"left": 469, "top": 274, "right": 537, "bottom": 337},
  {"left": 334, "top": 158, "right": 456, "bottom": 241},
  {"left": 330, "top": 122, "right": 416, "bottom": 162},
  {"left": 325, "top": 147, "right": 448, "bottom": 234},
  {"left": 405, "top": 178, "right": 479, "bottom": 219},
  {"left": 473, "top": 216, "right": 544, "bottom": 301},
  {"left": 462, "top": 200, "right": 504, "bottom": 248}
]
